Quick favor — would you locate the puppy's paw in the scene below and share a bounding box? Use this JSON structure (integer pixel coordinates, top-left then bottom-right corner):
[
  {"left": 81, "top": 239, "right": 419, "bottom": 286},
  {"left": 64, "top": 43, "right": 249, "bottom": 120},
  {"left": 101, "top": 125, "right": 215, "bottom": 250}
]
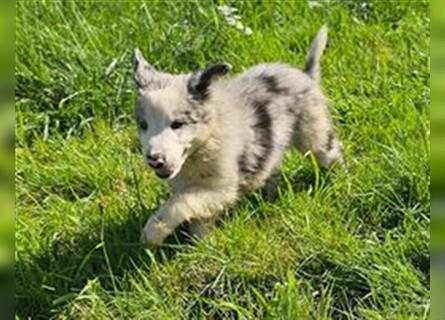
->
[{"left": 141, "top": 218, "right": 171, "bottom": 246}]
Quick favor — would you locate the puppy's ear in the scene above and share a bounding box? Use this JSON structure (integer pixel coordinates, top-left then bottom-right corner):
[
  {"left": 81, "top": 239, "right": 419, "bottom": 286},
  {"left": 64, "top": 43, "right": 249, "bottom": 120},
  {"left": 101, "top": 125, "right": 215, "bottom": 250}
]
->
[
  {"left": 187, "top": 63, "right": 231, "bottom": 100},
  {"left": 134, "top": 48, "right": 172, "bottom": 91}
]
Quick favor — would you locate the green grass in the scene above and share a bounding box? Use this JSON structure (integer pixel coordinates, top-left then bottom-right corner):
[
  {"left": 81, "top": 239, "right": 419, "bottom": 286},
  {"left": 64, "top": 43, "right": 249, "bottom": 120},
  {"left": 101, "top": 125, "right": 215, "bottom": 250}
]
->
[{"left": 16, "top": 1, "right": 430, "bottom": 319}]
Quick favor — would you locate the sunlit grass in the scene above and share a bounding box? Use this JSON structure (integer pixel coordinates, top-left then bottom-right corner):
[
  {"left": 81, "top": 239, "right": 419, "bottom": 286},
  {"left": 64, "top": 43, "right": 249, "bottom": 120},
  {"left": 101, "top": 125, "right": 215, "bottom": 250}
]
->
[{"left": 16, "top": 1, "right": 429, "bottom": 319}]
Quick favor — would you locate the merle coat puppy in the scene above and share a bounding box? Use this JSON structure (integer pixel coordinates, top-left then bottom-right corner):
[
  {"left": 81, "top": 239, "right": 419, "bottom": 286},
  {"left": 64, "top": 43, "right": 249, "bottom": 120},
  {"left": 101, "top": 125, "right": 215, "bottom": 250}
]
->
[{"left": 134, "top": 25, "right": 344, "bottom": 246}]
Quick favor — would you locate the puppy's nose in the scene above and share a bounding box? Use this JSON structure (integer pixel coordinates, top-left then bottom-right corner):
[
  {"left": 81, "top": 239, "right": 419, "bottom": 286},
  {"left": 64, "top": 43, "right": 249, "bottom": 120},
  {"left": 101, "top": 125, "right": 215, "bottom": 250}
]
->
[{"left": 146, "top": 153, "right": 165, "bottom": 169}]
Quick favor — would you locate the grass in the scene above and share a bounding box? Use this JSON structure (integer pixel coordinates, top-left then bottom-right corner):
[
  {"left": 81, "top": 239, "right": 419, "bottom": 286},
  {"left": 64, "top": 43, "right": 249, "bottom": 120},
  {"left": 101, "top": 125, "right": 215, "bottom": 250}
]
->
[{"left": 15, "top": 1, "right": 430, "bottom": 319}]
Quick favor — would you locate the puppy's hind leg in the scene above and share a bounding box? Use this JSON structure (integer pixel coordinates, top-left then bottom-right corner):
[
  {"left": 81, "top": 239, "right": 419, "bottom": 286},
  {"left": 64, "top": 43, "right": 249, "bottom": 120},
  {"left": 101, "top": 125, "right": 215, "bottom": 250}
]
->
[
  {"left": 293, "top": 111, "right": 345, "bottom": 169},
  {"left": 314, "top": 129, "right": 346, "bottom": 169},
  {"left": 261, "top": 170, "right": 281, "bottom": 202}
]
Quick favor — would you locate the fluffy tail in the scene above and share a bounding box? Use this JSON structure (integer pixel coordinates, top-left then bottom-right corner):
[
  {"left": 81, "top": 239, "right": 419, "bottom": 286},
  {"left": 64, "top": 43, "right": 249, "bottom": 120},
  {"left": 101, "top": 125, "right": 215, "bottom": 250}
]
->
[{"left": 304, "top": 25, "right": 328, "bottom": 83}]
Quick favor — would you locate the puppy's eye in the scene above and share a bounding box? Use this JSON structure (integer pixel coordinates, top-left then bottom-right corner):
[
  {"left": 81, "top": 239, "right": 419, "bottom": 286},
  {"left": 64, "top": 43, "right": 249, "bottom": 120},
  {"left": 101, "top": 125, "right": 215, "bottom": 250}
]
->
[
  {"left": 171, "top": 120, "right": 186, "bottom": 130},
  {"left": 138, "top": 120, "right": 148, "bottom": 131}
]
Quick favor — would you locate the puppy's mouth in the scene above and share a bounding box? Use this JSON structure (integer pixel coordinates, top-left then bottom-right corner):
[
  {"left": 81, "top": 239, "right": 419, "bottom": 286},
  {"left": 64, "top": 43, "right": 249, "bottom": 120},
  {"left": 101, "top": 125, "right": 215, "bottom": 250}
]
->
[
  {"left": 163, "top": 157, "right": 188, "bottom": 181},
  {"left": 146, "top": 150, "right": 190, "bottom": 181},
  {"left": 159, "top": 149, "right": 190, "bottom": 180},
  {"left": 151, "top": 166, "right": 173, "bottom": 180},
  {"left": 154, "top": 169, "right": 172, "bottom": 179},
  {"left": 150, "top": 164, "right": 182, "bottom": 180}
]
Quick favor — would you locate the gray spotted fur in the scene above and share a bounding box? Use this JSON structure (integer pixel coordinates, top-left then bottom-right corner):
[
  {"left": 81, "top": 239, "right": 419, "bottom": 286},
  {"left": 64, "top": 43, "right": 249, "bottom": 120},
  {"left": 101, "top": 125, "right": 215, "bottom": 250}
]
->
[{"left": 134, "top": 25, "right": 345, "bottom": 246}]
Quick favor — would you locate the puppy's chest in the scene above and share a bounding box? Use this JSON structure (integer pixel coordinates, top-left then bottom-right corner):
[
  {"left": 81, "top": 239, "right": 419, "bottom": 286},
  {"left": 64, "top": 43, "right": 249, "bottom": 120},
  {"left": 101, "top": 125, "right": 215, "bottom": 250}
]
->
[{"left": 172, "top": 149, "right": 221, "bottom": 187}]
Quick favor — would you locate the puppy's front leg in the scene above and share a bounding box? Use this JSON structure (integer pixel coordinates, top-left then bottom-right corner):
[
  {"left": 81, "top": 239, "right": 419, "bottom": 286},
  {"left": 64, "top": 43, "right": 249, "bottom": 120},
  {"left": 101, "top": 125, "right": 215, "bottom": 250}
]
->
[
  {"left": 141, "top": 187, "right": 237, "bottom": 246},
  {"left": 141, "top": 203, "right": 177, "bottom": 246}
]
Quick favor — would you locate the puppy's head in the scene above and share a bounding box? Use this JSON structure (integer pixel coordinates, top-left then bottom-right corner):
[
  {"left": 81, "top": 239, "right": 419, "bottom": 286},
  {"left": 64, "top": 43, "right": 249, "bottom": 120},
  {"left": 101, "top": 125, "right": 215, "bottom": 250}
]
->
[{"left": 133, "top": 49, "right": 230, "bottom": 180}]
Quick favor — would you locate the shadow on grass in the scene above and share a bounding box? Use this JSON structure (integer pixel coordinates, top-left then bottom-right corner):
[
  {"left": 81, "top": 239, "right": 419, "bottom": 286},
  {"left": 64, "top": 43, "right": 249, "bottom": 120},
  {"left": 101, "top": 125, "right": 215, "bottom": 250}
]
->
[
  {"left": 16, "top": 166, "right": 361, "bottom": 320},
  {"left": 15, "top": 204, "right": 194, "bottom": 320},
  {"left": 16, "top": 166, "right": 320, "bottom": 319}
]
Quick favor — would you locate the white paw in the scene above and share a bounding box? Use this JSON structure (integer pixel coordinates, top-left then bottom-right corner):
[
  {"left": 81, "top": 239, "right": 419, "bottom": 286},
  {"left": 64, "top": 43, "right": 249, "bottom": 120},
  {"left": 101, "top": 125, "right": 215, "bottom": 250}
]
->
[{"left": 141, "top": 217, "right": 172, "bottom": 246}]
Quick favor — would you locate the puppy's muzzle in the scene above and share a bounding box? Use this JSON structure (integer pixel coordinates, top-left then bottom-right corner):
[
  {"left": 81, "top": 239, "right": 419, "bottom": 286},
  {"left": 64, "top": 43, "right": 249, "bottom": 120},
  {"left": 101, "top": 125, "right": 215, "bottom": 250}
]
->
[
  {"left": 146, "top": 153, "right": 165, "bottom": 169},
  {"left": 146, "top": 153, "right": 172, "bottom": 178}
]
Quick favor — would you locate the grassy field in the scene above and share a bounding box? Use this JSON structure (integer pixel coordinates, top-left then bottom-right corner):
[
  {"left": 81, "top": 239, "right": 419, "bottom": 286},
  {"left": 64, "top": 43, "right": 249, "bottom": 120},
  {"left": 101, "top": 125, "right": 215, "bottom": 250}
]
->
[{"left": 15, "top": 1, "right": 430, "bottom": 319}]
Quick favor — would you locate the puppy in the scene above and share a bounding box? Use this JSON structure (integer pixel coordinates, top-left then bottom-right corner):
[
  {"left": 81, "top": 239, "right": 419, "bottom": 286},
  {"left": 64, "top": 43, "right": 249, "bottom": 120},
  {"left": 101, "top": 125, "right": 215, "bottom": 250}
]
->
[{"left": 134, "top": 25, "right": 344, "bottom": 246}]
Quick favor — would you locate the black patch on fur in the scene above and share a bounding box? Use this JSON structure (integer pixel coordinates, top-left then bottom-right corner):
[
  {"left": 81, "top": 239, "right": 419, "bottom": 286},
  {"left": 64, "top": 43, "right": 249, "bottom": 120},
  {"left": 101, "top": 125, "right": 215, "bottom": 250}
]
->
[
  {"left": 291, "top": 115, "right": 306, "bottom": 151},
  {"left": 238, "top": 99, "right": 273, "bottom": 177},
  {"left": 258, "top": 74, "right": 289, "bottom": 95},
  {"left": 326, "top": 130, "right": 335, "bottom": 151},
  {"left": 252, "top": 99, "right": 273, "bottom": 172},
  {"left": 188, "top": 63, "right": 231, "bottom": 100},
  {"left": 292, "top": 115, "right": 302, "bottom": 136},
  {"left": 237, "top": 152, "right": 249, "bottom": 174}
]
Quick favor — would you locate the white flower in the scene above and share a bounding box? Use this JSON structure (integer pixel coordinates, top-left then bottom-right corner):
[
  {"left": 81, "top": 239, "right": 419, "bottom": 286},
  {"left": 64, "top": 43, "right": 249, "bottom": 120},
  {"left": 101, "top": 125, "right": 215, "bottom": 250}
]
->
[
  {"left": 243, "top": 27, "right": 253, "bottom": 36},
  {"left": 217, "top": 5, "right": 238, "bottom": 16},
  {"left": 308, "top": 1, "right": 323, "bottom": 9},
  {"left": 234, "top": 20, "right": 244, "bottom": 30},
  {"left": 217, "top": 5, "right": 253, "bottom": 36},
  {"left": 225, "top": 16, "right": 237, "bottom": 26}
]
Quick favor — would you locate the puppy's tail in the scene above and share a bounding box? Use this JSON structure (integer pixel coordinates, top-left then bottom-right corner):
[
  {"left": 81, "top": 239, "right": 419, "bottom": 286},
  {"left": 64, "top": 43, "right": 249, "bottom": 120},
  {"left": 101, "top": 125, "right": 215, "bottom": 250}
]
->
[{"left": 304, "top": 25, "right": 328, "bottom": 83}]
